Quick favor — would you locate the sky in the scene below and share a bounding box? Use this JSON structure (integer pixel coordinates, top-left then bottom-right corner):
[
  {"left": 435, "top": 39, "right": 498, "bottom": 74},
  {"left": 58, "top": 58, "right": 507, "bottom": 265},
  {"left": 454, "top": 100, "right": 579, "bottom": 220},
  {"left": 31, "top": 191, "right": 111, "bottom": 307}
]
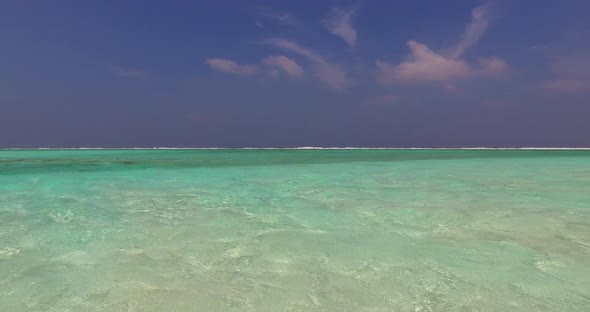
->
[{"left": 1, "top": 0, "right": 589, "bottom": 148}]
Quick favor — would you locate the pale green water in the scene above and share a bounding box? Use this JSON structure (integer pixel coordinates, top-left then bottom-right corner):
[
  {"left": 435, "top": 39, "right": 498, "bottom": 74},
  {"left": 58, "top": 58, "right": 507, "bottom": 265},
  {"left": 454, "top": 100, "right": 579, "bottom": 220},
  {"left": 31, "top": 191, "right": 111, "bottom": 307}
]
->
[{"left": 1, "top": 149, "right": 589, "bottom": 311}]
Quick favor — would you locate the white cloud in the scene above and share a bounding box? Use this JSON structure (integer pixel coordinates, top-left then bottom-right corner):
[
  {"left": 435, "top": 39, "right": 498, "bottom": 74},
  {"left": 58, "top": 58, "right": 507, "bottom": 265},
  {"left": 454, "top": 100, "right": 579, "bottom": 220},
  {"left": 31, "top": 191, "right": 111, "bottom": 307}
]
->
[
  {"left": 263, "top": 55, "right": 304, "bottom": 78},
  {"left": 324, "top": 7, "right": 357, "bottom": 47},
  {"left": 266, "top": 38, "right": 322, "bottom": 62},
  {"left": 377, "top": 40, "right": 471, "bottom": 83},
  {"left": 206, "top": 56, "right": 304, "bottom": 79},
  {"left": 266, "top": 38, "right": 347, "bottom": 90},
  {"left": 314, "top": 62, "right": 348, "bottom": 90},
  {"left": 256, "top": 7, "right": 297, "bottom": 26},
  {"left": 376, "top": 3, "right": 508, "bottom": 88},
  {"left": 451, "top": 4, "right": 492, "bottom": 58},
  {"left": 205, "top": 58, "right": 258, "bottom": 75},
  {"left": 478, "top": 57, "right": 509, "bottom": 76}
]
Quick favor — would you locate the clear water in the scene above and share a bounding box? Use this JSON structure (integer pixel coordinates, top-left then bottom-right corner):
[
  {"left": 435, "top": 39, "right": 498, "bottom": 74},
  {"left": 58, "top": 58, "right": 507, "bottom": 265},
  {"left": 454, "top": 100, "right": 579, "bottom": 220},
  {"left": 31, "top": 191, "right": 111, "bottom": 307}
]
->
[{"left": 1, "top": 149, "right": 589, "bottom": 311}]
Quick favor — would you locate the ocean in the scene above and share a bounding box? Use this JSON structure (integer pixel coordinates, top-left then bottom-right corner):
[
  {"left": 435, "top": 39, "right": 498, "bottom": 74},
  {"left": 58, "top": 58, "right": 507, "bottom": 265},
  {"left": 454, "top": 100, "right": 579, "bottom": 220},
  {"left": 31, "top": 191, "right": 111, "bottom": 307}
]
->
[{"left": 1, "top": 149, "right": 589, "bottom": 311}]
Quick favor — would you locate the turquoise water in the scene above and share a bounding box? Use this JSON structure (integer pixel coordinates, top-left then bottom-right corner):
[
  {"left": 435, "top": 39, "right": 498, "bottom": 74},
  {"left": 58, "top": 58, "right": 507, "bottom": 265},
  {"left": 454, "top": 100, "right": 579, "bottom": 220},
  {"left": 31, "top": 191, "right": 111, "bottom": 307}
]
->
[{"left": 1, "top": 149, "right": 589, "bottom": 311}]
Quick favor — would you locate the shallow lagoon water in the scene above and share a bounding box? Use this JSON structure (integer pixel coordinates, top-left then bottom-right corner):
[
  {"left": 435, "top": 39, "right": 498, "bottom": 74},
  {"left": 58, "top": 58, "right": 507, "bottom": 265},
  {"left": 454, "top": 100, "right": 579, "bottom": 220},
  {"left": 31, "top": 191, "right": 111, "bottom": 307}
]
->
[{"left": 1, "top": 149, "right": 589, "bottom": 311}]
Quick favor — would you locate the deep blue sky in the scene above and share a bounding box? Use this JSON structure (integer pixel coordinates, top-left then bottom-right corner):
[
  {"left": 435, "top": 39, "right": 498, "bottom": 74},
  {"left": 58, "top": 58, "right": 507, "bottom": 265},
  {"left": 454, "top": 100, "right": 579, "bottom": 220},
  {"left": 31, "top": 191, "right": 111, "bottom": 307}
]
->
[{"left": 2, "top": 0, "right": 589, "bottom": 147}]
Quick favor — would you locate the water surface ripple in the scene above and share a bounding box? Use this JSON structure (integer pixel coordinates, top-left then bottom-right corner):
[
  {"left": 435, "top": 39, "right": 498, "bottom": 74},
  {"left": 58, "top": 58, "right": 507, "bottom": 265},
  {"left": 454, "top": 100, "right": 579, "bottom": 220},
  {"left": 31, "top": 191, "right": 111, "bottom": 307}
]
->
[{"left": 1, "top": 150, "right": 589, "bottom": 311}]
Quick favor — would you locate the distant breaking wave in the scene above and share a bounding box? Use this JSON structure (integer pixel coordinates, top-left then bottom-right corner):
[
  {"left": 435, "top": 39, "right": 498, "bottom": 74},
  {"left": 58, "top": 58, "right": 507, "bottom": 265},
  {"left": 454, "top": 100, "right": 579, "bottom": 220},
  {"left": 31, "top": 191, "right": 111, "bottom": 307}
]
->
[{"left": 2, "top": 147, "right": 590, "bottom": 150}]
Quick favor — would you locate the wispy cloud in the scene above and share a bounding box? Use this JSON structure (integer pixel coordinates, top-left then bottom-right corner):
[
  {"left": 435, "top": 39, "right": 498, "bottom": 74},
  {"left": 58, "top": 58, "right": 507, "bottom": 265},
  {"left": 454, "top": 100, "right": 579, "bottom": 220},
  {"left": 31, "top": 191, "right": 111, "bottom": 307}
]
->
[
  {"left": 376, "top": 3, "right": 508, "bottom": 89},
  {"left": 324, "top": 7, "right": 357, "bottom": 47},
  {"left": 266, "top": 38, "right": 347, "bottom": 90},
  {"left": 535, "top": 31, "right": 590, "bottom": 93},
  {"left": 206, "top": 56, "right": 303, "bottom": 79},
  {"left": 263, "top": 55, "right": 304, "bottom": 78},
  {"left": 478, "top": 57, "right": 509, "bottom": 76},
  {"left": 377, "top": 40, "right": 472, "bottom": 84},
  {"left": 538, "top": 79, "right": 588, "bottom": 93},
  {"left": 451, "top": 4, "right": 492, "bottom": 58},
  {"left": 110, "top": 65, "right": 148, "bottom": 78},
  {"left": 266, "top": 38, "right": 321, "bottom": 61},
  {"left": 255, "top": 6, "right": 297, "bottom": 26},
  {"left": 205, "top": 58, "right": 259, "bottom": 75},
  {"left": 314, "top": 63, "right": 348, "bottom": 90}
]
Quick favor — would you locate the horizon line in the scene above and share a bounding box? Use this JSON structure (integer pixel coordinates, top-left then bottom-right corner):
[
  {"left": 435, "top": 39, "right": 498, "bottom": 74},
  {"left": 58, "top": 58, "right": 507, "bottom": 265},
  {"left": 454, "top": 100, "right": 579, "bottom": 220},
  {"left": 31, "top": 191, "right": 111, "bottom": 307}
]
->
[{"left": 2, "top": 147, "right": 590, "bottom": 151}]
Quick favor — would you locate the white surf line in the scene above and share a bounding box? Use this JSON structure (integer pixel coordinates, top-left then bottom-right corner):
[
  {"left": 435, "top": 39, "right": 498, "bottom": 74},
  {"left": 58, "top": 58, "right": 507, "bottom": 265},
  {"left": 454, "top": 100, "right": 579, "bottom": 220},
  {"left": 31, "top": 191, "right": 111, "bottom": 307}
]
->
[{"left": 2, "top": 147, "right": 590, "bottom": 151}]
